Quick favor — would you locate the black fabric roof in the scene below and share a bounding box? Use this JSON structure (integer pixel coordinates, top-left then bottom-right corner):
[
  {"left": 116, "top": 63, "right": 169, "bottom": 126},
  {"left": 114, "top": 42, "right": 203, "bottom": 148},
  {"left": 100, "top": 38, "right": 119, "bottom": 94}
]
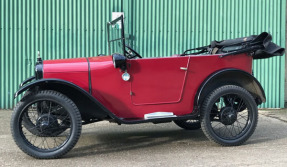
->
[{"left": 210, "top": 32, "right": 285, "bottom": 59}]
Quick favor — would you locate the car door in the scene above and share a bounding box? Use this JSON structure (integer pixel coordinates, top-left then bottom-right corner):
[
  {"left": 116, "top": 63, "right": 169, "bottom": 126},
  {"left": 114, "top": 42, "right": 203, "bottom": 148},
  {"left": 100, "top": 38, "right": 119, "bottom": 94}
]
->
[{"left": 129, "top": 56, "right": 190, "bottom": 105}]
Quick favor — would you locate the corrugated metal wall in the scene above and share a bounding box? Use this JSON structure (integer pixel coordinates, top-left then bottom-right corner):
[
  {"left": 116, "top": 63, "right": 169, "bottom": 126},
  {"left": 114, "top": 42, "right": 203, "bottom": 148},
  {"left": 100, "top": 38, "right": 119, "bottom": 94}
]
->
[
  {"left": 0, "top": 0, "right": 285, "bottom": 109},
  {"left": 0, "top": 0, "right": 123, "bottom": 108}
]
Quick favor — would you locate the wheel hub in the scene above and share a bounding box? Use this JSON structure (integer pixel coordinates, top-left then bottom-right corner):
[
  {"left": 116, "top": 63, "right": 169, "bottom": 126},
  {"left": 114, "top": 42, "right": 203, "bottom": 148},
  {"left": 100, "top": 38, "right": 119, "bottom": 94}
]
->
[
  {"left": 219, "top": 107, "right": 237, "bottom": 125},
  {"left": 36, "top": 114, "right": 60, "bottom": 136}
]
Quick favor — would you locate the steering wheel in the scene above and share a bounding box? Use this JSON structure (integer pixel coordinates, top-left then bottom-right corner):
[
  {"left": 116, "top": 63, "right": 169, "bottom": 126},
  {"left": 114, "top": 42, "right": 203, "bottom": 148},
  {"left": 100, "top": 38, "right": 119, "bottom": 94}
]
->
[{"left": 125, "top": 45, "right": 142, "bottom": 59}]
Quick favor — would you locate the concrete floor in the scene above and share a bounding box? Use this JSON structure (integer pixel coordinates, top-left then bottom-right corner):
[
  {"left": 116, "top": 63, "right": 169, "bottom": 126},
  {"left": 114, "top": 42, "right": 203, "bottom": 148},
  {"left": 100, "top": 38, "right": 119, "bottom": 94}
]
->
[{"left": 1, "top": 109, "right": 287, "bottom": 167}]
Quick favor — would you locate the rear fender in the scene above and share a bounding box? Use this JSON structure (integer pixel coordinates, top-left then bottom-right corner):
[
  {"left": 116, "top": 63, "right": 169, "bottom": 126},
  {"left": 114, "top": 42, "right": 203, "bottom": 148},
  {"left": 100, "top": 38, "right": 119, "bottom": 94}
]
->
[
  {"left": 14, "top": 79, "right": 115, "bottom": 121},
  {"left": 195, "top": 69, "right": 266, "bottom": 108}
]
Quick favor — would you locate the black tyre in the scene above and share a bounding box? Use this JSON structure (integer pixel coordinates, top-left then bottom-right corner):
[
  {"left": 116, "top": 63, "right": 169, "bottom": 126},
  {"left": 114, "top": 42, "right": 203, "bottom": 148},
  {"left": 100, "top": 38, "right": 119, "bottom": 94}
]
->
[
  {"left": 200, "top": 85, "right": 258, "bottom": 146},
  {"left": 11, "top": 90, "right": 82, "bottom": 159},
  {"left": 174, "top": 119, "right": 201, "bottom": 130}
]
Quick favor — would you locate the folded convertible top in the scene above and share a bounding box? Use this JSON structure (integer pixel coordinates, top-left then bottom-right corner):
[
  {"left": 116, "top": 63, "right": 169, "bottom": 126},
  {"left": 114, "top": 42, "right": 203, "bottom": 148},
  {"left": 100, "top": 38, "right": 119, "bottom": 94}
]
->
[{"left": 183, "top": 32, "right": 285, "bottom": 59}]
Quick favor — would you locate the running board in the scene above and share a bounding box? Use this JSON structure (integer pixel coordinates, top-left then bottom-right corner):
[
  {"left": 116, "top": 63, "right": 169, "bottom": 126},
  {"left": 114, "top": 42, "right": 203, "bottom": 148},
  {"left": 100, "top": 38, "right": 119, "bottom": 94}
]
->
[
  {"left": 144, "top": 112, "right": 176, "bottom": 120},
  {"left": 112, "top": 114, "right": 198, "bottom": 124}
]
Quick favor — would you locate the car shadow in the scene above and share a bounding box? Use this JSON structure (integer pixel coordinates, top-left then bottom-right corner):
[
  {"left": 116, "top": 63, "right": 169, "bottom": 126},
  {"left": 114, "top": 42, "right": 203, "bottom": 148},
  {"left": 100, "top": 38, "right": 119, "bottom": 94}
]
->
[
  {"left": 66, "top": 114, "right": 287, "bottom": 158},
  {"left": 67, "top": 125, "right": 207, "bottom": 158}
]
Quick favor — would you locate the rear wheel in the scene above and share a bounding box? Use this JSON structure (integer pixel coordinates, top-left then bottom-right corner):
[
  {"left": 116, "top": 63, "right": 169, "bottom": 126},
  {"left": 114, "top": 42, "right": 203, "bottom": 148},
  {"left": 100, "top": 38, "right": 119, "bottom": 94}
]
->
[
  {"left": 11, "top": 90, "right": 82, "bottom": 159},
  {"left": 200, "top": 85, "right": 258, "bottom": 146}
]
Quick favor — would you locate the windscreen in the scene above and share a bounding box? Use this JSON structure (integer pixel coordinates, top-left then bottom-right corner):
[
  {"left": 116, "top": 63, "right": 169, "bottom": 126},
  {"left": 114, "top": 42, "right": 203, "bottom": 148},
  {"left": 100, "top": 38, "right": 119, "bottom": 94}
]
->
[{"left": 107, "top": 15, "right": 125, "bottom": 56}]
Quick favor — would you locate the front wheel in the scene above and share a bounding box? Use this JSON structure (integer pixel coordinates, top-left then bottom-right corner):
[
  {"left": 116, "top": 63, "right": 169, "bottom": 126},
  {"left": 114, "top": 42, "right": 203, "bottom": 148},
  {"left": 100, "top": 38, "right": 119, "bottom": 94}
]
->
[
  {"left": 11, "top": 90, "right": 82, "bottom": 159},
  {"left": 200, "top": 85, "right": 258, "bottom": 146}
]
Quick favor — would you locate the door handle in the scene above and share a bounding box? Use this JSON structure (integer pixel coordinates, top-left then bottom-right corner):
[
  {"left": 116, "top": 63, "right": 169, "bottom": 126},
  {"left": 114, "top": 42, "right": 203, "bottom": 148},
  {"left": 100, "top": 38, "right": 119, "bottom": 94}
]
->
[{"left": 180, "top": 67, "right": 188, "bottom": 71}]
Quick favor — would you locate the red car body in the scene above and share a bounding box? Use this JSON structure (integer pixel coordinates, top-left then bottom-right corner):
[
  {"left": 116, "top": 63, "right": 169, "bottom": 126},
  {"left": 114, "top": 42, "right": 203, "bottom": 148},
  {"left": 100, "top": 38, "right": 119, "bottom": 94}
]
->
[{"left": 43, "top": 54, "right": 252, "bottom": 119}]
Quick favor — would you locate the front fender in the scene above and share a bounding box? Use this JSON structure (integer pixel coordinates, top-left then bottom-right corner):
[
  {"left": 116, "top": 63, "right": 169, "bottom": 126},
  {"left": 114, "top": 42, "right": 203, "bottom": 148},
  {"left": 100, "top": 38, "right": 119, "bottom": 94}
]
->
[
  {"left": 15, "top": 79, "right": 86, "bottom": 98},
  {"left": 14, "top": 78, "right": 118, "bottom": 121}
]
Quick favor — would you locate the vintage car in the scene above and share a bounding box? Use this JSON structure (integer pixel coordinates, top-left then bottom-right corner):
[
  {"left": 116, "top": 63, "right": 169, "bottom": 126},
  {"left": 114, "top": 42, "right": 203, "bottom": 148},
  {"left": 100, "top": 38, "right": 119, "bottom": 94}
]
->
[{"left": 11, "top": 16, "right": 284, "bottom": 159}]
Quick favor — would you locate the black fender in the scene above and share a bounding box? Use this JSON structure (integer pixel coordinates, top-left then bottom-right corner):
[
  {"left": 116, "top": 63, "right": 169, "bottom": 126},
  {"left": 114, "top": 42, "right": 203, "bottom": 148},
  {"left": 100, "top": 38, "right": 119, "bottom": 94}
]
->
[
  {"left": 14, "top": 79, "right": 117, "bottom": 121},
  {"left": 195, "top": 69, "right": 266, "bottom": 108},
  {"left": 15, "top": 79, "right": 91, "bottom": 98}
]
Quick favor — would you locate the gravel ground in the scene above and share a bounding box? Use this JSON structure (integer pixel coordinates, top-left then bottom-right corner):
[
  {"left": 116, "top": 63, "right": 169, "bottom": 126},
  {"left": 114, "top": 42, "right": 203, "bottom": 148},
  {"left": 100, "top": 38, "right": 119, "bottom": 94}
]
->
[{"left": 1, "top": 109, "right": 287, "bottom": 167}]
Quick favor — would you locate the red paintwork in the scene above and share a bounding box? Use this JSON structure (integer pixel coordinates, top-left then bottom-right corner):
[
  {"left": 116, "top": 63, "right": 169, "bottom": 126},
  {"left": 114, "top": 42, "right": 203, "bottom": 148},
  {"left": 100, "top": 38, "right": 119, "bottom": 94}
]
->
[
  {"left": 43, "top": 58, "right": 90, "bottom": 92},
  {"left": 43, "top": 53, "right": 252, "bottom": 119},
  {"left": 130, "top": 56, "right": 190, "bottom": 105}
]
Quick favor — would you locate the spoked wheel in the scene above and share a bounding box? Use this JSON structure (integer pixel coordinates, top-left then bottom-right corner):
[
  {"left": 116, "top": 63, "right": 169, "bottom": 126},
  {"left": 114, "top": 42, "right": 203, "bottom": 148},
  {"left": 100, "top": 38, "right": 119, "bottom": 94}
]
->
[
  {"left": 11, "top": 90, "right": 82, "bottom": 159},
  {"left": 22, "top": 101, "right": 68, "bottom": 136},
  {"left": 174, "top": 119, "right": 201, "bottom": 130},
  {"left": 200, "top": 85, "right": 258, "bottom": 146}
]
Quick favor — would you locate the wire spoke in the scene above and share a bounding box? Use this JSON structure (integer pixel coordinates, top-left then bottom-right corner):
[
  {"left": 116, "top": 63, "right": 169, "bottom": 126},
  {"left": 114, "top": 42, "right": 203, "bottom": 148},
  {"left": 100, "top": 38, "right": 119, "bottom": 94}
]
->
[
  {"left": 20, "top": 100, "right": 72, "bottom": 151},
  {"left": 211, "top": 93, "right": 251, "bottom": 140}
]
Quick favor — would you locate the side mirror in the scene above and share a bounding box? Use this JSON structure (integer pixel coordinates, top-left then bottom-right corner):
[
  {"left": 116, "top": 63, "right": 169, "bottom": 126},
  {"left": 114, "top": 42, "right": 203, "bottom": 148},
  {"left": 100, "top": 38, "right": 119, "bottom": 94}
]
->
[{"left": 112, "top": 53, "right": 127, "bottom": 71}]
